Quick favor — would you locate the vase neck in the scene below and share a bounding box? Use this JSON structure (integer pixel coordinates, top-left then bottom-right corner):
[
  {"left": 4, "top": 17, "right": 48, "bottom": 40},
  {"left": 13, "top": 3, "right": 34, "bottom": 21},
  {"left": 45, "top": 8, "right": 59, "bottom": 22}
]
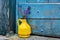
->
[{"left": 22, "top": 19, "right": 27, "bottom": 23}]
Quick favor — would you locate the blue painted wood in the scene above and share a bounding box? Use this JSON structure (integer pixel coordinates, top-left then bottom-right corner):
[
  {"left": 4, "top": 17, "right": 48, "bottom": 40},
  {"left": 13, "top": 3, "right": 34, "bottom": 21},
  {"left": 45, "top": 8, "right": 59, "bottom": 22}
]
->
[
  {"left": 16, "top": 0, "right": 60, "bottom": 37},
  {"left": 9, "top": 0, "right": 16, "bottom": 33},
  {"left": 17, "top": 4, "right": 60, "bottom": 18},
  {"left": 0, "top": 0, "right": 9, "bottom": 35},
  {"left": 17, "top": 0, "right": 60, "bottom": 3},
  {"left": 49, "top": 0, "right": 60, "bottom": 3}
]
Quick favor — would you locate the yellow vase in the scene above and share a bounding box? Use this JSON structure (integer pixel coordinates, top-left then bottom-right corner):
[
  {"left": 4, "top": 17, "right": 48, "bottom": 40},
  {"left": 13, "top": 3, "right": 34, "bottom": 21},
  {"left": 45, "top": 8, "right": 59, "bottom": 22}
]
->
[{"left": 17, "top": 19, "right": 31, "bottom": 38}]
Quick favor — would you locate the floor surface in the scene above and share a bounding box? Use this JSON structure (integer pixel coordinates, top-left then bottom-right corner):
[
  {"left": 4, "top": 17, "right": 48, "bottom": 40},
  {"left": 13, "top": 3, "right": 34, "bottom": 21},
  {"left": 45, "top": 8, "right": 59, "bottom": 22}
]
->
[{"left": 0, "top": 35, "right": 60, "bottom": 40}]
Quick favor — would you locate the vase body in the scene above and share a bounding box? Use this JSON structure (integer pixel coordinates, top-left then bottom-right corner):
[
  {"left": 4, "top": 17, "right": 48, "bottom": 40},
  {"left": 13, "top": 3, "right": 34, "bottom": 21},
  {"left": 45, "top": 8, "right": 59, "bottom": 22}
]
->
[{"left": 18, "top": 19, "right": 31, "bottom": 38}]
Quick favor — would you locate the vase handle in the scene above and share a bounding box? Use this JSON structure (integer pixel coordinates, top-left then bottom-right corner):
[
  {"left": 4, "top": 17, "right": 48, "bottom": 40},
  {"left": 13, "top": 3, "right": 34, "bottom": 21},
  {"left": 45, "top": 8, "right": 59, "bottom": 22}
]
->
[{"left": 17, "top": 19, "right": 22, "bottom": 26}]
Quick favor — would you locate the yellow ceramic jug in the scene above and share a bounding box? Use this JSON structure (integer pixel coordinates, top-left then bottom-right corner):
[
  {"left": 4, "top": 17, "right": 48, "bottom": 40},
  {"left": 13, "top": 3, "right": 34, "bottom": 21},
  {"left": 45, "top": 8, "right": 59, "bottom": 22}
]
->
[{"left": 17, "top": 19, "right": 31, "bottom": 38}]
